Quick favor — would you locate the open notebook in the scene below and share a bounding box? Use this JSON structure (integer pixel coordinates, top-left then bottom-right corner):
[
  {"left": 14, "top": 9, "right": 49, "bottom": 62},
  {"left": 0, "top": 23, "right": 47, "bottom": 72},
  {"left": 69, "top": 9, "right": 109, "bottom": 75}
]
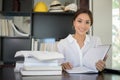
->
[{"left": 66, "top": 45, "right": 111, "bottom": 73}]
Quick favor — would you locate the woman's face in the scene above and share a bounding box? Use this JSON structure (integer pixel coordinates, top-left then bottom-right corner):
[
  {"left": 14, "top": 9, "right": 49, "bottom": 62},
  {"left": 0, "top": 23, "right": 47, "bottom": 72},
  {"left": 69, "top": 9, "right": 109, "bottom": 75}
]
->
[{"left": 73, "top": 13, "right": 91, "bottom": 35}]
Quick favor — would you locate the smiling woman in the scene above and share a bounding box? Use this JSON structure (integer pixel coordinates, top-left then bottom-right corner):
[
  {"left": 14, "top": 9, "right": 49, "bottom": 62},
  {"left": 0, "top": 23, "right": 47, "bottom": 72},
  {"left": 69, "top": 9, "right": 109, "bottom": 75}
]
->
[{"left": 57, "top": 9, "right": 106, "bottom": 72}]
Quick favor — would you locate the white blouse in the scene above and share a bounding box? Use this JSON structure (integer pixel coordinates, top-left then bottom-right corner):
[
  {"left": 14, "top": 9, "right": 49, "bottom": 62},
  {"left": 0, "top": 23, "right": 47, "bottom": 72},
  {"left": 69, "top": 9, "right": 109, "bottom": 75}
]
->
[{"left": 57, "top": 34, "right": 102, "bottom": 67}]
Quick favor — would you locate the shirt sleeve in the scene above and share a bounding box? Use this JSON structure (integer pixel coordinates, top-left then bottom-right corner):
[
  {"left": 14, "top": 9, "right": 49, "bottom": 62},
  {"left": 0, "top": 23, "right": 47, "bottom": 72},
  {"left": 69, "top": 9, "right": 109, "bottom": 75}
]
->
[{"left": 57, "top": 40, "right": 66, "bottom": 65}]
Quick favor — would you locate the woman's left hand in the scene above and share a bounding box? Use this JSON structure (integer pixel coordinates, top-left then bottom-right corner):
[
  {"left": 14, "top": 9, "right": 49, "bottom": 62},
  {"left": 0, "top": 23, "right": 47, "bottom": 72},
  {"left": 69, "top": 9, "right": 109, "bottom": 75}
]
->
[
  {"left": 96, "top": 54, "right": 108, "bottom": 71},
  {"left": 96, "top": 60, "right": 106, "bottom": 72}
]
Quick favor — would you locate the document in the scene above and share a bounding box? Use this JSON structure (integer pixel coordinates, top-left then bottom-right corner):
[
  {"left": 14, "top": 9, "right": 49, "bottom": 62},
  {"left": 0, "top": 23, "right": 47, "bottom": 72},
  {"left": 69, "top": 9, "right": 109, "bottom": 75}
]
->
[
  {"left": 66, "top": 66, "right": 98, "bottom": 73},
  {"left": 66, "top": 45, "right": 111, "bottom": 73},
  {"left": 83, "top": 45, "right": 111, "bottom": 71}
]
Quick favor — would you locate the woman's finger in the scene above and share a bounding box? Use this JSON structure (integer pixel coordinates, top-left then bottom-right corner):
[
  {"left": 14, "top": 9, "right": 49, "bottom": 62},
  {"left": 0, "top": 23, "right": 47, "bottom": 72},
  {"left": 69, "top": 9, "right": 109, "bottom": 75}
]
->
[
  {"left": 96, "top": 60, "right": 105, "bottom": 71},
  {"left": 61, "top": 62, "right": 73, "bottom": 70}
]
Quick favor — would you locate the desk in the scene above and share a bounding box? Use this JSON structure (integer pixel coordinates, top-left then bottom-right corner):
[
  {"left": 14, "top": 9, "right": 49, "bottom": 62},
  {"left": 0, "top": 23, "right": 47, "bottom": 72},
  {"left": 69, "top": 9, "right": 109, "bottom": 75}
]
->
[{"left": 0, "top": 67, "right": 120, "bottom": 80}]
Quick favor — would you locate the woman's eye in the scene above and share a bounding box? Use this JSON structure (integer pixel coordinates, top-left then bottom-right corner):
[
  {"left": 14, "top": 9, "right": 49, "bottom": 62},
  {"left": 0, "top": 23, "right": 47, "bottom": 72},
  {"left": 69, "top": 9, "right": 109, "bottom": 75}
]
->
[
  {"left": 86, "top": 21, "right": 91, "bottom": 25},
  {"left": 78, "top": 20, "right": 82, "bottom": 23}
]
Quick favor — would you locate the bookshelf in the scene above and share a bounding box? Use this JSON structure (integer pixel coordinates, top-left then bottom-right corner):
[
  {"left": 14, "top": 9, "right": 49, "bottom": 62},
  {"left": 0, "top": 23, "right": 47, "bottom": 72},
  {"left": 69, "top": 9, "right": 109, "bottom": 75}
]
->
[{"left": 0, "top": 0, "right": 89, "bottom": 64}]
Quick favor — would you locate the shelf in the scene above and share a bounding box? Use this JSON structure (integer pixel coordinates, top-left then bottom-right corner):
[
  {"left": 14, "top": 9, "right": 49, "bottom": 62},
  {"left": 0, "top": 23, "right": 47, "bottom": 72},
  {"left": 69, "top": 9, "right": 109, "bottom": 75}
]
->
[
  {"left": 32, "top": 12, "right": 75, "bottom": 15},
  {"left": 0, "top": 0, "right": 90, "bottom": 63},
  {"left": 1, "top": 11, "right": 31, "bottom": 16},
  {"left": 1, "top": 12, "right": 75, "bottom": 16},
  {"left": 0, "top": 36, "right": 31, "bottom": 39}
]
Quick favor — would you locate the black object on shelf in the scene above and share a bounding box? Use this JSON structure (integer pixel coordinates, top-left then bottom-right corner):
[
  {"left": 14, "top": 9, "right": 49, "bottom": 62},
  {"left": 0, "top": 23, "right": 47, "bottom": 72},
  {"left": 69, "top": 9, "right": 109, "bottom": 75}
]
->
[
  {"left": 12, "top": 0, "right": 20, "bottom": 11},
  {"left": 2, "top": 0, "right": 32, "bottom": 13}
]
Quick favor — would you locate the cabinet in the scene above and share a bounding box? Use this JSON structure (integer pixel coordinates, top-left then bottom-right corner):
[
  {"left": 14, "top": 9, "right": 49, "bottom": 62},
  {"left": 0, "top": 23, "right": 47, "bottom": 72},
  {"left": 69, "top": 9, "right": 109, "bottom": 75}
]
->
[
  {"left": 1, "top": 37, "right": 31, "bottom": 64},
  {"left": 0, "top": 0, "right": 89, "bottom": 64}
]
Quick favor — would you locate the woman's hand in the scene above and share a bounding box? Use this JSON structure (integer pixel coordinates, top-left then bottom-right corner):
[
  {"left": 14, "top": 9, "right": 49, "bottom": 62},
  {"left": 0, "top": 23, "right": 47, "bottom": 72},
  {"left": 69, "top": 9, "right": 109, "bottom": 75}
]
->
[
  {"left": 96, "top": 54, "right": 108, "bottom": 71},
  {"left": 96, "top": 60, "right": 106, "bottom": 72},
  {"left": 61, "top": 62, "right": 73, "bottom": 70}
]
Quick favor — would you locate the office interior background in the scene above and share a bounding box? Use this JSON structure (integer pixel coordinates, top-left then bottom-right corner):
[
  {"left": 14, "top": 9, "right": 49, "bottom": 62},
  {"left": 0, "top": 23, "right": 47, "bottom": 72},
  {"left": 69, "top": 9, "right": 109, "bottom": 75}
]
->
[{"left": 0, "top": 0, "right": 120, "bottom": 70}]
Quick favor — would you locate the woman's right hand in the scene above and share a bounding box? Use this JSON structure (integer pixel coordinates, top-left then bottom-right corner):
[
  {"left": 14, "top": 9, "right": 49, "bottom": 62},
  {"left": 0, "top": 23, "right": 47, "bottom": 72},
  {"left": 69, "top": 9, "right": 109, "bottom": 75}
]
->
[{"left": 61, "top": 62, "right": 73, "bottom": 70}]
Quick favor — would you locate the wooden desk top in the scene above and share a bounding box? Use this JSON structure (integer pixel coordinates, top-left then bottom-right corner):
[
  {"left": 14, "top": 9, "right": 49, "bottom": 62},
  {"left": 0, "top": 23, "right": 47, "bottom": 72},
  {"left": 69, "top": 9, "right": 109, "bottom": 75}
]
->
[{"left": 0, "top": 66, "right": 120, "bottom": 80}]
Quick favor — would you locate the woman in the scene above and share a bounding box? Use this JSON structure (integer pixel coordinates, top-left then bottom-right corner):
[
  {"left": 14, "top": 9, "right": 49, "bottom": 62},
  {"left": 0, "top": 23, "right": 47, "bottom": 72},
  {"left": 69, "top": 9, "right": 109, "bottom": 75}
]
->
[{"left": 57, "top": 9, "right": 106, "bottom": 72}]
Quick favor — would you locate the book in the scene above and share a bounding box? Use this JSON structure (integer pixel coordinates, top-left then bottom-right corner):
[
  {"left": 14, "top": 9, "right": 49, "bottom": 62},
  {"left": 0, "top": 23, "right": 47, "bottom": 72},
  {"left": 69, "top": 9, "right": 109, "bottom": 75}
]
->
[
  {"left": 23, "top": 66, "right": 62, "bottom": 71},
  {"left": 20, "top": 69, "right": 62, "bottom": 76},
  {"left": 22, "top": 75, "right": 62, "bottom": 80},
  {"left": 1, "top": 19, "right": 6, "bottom": 36},
  {"left": 23, "top": 65, "right": 62, "bottom": 71},
  {"left": 7, "top": 20, "right": 14, "bottom": 36},
  {"left": 24, "top": 57, "right": 59, "bottom": 66},
  {"left": 66, "top": 45, "right": 111, "bottom": 73},
  {"left": 0, "top": 19, "right": 2, "bottom": 36},
  {"left": 66, "top": 66, "right": 98, "bottom": 73},
  {"left": 14, "top": 61, "right": 24, "bottom": 72},
  {"left": 23, "top": 57, "right": 62, "bottom": 71},
  {"left": 31, "top": 51, "right": 64, "bottom": 61}
]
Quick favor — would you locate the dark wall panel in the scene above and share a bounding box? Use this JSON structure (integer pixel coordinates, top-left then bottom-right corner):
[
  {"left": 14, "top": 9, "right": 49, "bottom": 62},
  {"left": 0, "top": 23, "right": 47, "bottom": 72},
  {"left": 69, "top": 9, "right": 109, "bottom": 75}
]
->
[
  {"left": 32, "top": 13, "right": 75, "bottom": 40},
  {"left": 2, "top": 37, "right": 31, "bottom": 63}
]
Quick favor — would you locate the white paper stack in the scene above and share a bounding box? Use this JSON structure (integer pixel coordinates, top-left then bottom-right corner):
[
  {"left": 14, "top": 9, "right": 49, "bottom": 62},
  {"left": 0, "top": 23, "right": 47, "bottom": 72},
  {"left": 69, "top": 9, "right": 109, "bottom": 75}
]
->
[{"left": 14, "top": 51, "right": 64, "bottom": 76}]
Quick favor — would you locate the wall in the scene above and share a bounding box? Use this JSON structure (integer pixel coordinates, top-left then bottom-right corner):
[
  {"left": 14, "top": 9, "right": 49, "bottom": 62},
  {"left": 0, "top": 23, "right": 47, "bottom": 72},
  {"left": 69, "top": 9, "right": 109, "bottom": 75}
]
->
[{"left": 92, "top": 0, "right": 112, "bottom": 68}]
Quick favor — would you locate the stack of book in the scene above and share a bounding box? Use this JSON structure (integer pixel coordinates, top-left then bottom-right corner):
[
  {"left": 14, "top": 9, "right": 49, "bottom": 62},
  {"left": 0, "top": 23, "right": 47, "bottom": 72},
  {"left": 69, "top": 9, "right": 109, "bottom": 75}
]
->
[{"left": 14, "top": 51, "right": 64, "bottom": 76}]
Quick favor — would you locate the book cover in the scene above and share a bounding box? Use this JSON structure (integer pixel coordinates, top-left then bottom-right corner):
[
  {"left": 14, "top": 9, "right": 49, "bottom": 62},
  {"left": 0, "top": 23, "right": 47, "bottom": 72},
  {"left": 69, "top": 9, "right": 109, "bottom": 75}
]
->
[{"left": 23, "top": 65, "right": 62, "bottom": 71}]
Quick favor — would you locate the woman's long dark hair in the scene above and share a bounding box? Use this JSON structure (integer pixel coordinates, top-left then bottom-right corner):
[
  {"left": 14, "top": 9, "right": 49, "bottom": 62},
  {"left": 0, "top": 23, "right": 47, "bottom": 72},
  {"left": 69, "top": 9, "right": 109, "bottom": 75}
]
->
[{"left": 73, "top": 8, "right": 93, "bottom": 26}]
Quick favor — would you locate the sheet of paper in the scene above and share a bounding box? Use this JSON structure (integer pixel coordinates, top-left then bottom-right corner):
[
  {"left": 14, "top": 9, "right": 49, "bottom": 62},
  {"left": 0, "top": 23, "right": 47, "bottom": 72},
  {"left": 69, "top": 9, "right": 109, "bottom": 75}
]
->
[
  {"left": 66, "top": 45, "right": 111, "bottom": 73},
  {"left": 83, "top": 45, "right": 111, "bottom": 71},
  {"left": 31, "top": 51, "right": 64, "bottom": 61},
  {"left": 66, "top": 67, "right": 98, "bottom": 73}
]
